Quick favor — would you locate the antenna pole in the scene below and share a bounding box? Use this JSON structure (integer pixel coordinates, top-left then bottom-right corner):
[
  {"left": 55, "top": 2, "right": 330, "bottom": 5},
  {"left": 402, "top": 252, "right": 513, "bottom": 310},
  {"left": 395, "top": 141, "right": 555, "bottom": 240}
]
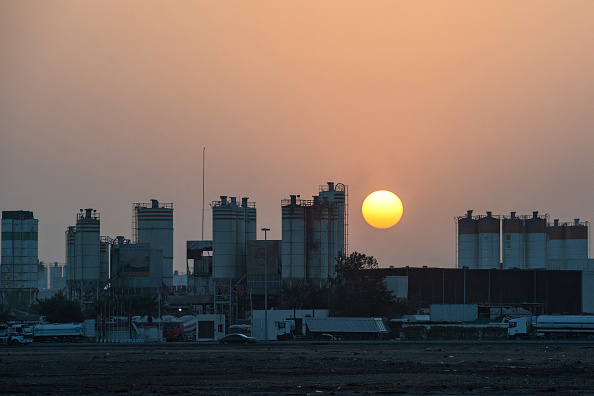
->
[{"left": 202, "top": 147, "right": 205, "bottom": 241}]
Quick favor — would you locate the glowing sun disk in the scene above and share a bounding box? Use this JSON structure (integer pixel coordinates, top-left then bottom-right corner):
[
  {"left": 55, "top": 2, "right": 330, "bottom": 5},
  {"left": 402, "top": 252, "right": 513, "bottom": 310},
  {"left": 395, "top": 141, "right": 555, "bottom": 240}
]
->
[{"left": 362, "top": 190, "right": 403, "bottom": 229}]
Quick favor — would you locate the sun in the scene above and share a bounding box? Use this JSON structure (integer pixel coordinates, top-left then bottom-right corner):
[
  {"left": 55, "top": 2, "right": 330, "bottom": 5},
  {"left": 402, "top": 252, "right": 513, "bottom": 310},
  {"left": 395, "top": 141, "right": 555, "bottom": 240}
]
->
[{"left": 362, "top": 190, "right": 403, "bottom": 229}]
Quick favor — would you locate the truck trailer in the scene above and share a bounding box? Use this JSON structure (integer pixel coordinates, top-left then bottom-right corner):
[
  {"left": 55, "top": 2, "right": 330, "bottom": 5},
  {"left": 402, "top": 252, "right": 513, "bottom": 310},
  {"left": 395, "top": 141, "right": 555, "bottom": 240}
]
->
[
  {"left": 508, "top": 315, "right": 594, "bottom": 339},
  {"left": 276, "top": 317, "right": 388, "bottom": 340},
  {"left": 33, "top": 323, "right": 86, "bottom": 342}
]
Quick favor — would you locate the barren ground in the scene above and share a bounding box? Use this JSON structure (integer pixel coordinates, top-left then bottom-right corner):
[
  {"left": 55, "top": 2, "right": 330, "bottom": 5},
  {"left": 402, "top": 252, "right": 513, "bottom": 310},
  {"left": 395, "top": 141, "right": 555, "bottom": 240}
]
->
[{"left": 1, "top": 341, "right": 594, "bottom": 395}]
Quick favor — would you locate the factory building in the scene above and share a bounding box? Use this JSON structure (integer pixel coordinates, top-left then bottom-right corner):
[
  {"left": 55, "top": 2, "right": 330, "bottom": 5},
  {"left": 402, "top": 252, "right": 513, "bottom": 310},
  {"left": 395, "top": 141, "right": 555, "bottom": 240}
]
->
[
  {"left": 457, "top": 211, "right": 590, "bottom": 270},
  {"left": 281, "top": 182, "right": 347, "bottom": 283},
  {"left": 109, "top": 236, "right": 164, "bottom": 294},
  {"left": 376, "top": 267, "right": 589, "bottom": 315},
  {"left": 65, "top": 208, "right": 102, "bottom": 300},
  {"left": 48, "top": 262, "right": 66, "bottom": 291},
  {"left": 133, "top": 200, "right": 174, "bottom": 287},
  {"left": 1, "top": 210, "right": 39, "bottom": 307}
]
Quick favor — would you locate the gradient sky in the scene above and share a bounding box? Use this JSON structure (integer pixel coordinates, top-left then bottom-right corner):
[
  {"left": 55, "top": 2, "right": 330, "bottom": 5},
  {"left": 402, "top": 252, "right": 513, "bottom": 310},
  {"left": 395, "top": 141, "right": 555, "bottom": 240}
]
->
[{"left": 2, "top": 1, "right": 593, "bottom": 272}]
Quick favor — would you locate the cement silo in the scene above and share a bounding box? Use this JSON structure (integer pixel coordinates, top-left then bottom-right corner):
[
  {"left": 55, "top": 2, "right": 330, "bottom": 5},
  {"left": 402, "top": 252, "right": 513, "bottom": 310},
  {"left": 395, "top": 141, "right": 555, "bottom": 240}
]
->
[
  {"left": 318, "top": 182, "right": 347, "bottom": 276},
  {"left": 478, "top": 212, "right": 500, "bottom": 269},
  {"left": 565, "top": 219, "right": 588, "bottom": 260},
  {"left": 306, "top": 197, "right": 330, "bottom": 280},
  {"left": 100, "top": 237, "right": 110, "bottom": 284},
  {"left": 1, "top": 211, "right": 39, "bottom": 292},
  {"left": 525, "top": 211, "right": 547, "bottom": 269},
  {"left": 547, "top": 219, "right": 566, "bottom": 261},
  {"left": 65, "top": 226, "right": 76, "bottom": 282},
  {"left": 502, "top": 212, "right": 525, "bottom": 269},
  {"left": 281, "top": 195, "right": 307, "bottom": 279},
  {"left": 134, "top": 199, "right": 173, "bottom": 287},
  {"left": 281, "top": 182, "right": 347, "bottom": 283},
  {"left": 66, "top": 209, "right": 100, "bottom": 298},
  {"left": 242, "top": 197, "right": 257, "bottom": 247},
  {"left": 212, "top": 196, "right": 256, "bottom": 281},
  {"left": 457, "top": 210, "right": 478, "bottom": 269},
  {"left": 76, "top": 209, "right": 100, "bottom": 282}
]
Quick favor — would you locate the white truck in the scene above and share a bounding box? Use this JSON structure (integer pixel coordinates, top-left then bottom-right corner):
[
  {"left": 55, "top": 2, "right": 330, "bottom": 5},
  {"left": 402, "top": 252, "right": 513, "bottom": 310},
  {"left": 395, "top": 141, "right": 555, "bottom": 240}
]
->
[
  {"left": 276, "top": 317, "right": 388, "bottom": 341},
  {"left": 508, "top": 315, "right": 594, "bottom": 339},
  {"left": 0, "top": 324, "right": 34, "bottom": 346}
]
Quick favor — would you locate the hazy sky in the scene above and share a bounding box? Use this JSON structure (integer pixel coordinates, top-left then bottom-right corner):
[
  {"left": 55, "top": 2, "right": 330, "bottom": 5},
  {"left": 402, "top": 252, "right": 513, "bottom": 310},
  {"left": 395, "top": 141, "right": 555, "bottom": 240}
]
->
[{"left": 2, "top": 1, "right": 593, "bottom": 272}]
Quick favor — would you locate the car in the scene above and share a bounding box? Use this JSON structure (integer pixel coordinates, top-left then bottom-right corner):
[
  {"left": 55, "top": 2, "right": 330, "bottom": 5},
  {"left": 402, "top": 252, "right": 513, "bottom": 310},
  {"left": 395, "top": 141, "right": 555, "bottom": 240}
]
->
[{"left": 219, "top": 333, "right": 257, "bottom": 344}]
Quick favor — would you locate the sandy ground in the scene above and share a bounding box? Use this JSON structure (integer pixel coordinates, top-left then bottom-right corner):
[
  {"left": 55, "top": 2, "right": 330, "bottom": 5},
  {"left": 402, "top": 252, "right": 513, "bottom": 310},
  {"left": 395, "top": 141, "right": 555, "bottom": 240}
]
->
[{"left": 1, "top": 341, "right": 594, "bottom": 395}]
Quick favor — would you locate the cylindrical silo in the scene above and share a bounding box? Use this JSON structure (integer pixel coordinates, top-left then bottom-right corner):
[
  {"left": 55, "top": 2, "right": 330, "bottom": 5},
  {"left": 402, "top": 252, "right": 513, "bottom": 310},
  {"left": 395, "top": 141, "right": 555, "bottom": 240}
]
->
[
  {"left": 502, "top": 212, "right": 525, "bottom": 269},
  {"left": 319, "top": 182, "right": 346, "bottom": 276},
  {"left": 135, "top": 200, "right": 173, "bottom": 286},
  {"left": 212, "top": 196, "right": 238, "bottom": 280},
  {"left": 75, "top": 209, "right": 100, "bottom": 282},
  {"left": 242, "top": 197, "right": 257, "bottom": 242},
  {"left": 100, "top": 237, "right": 110, "bottom": 284},
  {"left": 457, "top": 210, "right": 478, "bottom": 269},
  {"left": 1, "top": 211, "right": 38, "bottom": 291},
  {"left": 547, "top": 219, "right": 566, "bottom": 261},
  {"left": 65, "top": 226, "right": 76, "bottom": 282},
  {"left": 306, "top": 198, "right": 330, "bottom": 281},
  {"left": 281, "top": 195, "right": 306, "bottom": 279},
  {"left": 565, "top": 219, "right": 588, "bottom": 260},
  {"left": 525, "top": 211, "right": 547, "bottom": 269},
  {"left": 478, "top": 212, "right": 500, "bottom": 269}
]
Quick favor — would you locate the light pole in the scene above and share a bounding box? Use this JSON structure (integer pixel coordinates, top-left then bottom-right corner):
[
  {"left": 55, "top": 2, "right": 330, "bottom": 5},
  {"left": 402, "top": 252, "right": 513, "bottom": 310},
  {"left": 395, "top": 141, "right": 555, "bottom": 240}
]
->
[{"left": 261, "top": 227, "right": 270, "bottom": 341}]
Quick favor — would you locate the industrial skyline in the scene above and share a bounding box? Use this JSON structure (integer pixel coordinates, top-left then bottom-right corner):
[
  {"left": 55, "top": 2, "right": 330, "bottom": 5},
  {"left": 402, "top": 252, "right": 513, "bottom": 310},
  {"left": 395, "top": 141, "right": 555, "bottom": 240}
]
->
[{"left": 2, "top": 2, "right": 594, "bottom": 271}]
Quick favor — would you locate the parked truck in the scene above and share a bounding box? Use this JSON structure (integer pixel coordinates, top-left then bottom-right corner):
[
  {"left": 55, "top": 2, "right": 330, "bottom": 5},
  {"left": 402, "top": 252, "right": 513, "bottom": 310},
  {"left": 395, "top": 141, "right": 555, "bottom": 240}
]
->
[
  {"left": 508, "top": 315, "right": 594, "bottom": 339},
  {"left": 33, "top": 323, "right": 85, "bottom": 342},
  {"left": 276, "top": 317, "right": 388, "bottom": 340},
  {"left": 0, "top": 323, "right": 34, "bottom": 346}
]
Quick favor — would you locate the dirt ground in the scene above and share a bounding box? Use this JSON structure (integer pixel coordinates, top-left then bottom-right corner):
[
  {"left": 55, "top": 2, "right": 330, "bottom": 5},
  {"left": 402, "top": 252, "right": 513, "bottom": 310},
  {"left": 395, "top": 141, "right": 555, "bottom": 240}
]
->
[{"left": 1, "top": 341, "right": 594, "bottom": 395}]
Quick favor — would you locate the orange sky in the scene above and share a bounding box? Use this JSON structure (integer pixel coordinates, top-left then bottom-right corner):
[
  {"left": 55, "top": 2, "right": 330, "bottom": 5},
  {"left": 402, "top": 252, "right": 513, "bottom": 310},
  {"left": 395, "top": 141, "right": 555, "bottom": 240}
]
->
[{"left": 2, "top": 1, "right": 594, "bottom": 270}]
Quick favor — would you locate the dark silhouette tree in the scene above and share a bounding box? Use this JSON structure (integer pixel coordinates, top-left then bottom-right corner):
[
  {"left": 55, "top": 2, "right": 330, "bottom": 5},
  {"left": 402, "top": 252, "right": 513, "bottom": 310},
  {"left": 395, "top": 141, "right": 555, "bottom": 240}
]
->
[
  {"left": 31, "top": 291, "right": 85, "bottom": 323},
  {"left": 280, "top": 280, "right": 329, "bottom": 310},
  {"left": 328, "top": 251, "right": 400, "bottom": 317}
]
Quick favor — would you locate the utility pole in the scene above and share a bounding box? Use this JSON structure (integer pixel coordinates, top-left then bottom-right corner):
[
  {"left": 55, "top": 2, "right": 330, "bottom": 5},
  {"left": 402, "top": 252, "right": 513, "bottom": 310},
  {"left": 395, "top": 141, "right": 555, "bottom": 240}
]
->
[{"left": 262, "top": 228, "right": 270, "bottom": 341}]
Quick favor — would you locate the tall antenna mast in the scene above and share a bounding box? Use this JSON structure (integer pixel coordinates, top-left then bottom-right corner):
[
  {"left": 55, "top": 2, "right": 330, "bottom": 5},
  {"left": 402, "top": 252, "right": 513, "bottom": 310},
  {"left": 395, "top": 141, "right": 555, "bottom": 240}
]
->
[{"left": 202, "top": 147, "right": 205, "bottom": 241}]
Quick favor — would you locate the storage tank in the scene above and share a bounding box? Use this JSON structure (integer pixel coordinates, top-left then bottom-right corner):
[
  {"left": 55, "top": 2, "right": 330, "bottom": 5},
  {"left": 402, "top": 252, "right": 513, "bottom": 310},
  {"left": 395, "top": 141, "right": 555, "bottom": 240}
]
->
[
  {"left": 281, "top": 195, "right": 306, "bottom": 279},
  {"left": 565, "top": 219, "right": 588, "bottom": 260},
  {"left": 525, "top": 211, "right": 547, "bottom": 269},
  {"left": 547, "top": 219, "right": 566, "bottom": 261},
  {"left": 457, "top": 210, "right": 478, "bottom": 269},
  {"left": 478, "top": 212, "right": 500, "bottom": 269},
  {"left": 100, "top": 237, "right": 110, "bottom": 284},
  {"left": 74, "top": 209, "right": 100, "bottom": 282},
  {"left": 1, "top": 211, "right": 39, "bottom": 290},
  {"left": 65, "top": 226, "right": 75, "bottom": 282},
  {"left": 306, "top": 198, "right": 330, "bottom": 280},
  {"left": 135, "top": 200, "right": 173, "bottom": 286},
  {"left": 212, "top": 196, "right": 256, "bottom": 280},
  {"left": 318, "top": 182, "right": 347, "bottom": 276},
  {"left": 502, "top": 212, "right": 525, "bottom": 269}
]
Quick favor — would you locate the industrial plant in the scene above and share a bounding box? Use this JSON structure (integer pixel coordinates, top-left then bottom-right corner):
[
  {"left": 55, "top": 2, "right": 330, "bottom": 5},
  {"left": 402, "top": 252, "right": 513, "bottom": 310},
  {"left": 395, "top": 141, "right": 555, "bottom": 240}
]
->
[{"left": 3, "top": 190, "right": 594, "bottom": 342}]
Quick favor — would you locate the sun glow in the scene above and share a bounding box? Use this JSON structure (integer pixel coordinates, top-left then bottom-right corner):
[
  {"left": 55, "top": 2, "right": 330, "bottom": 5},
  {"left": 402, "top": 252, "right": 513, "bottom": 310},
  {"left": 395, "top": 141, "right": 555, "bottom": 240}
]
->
[{"left": 362, "top": 190, "right": 403, "bottom": 229}]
